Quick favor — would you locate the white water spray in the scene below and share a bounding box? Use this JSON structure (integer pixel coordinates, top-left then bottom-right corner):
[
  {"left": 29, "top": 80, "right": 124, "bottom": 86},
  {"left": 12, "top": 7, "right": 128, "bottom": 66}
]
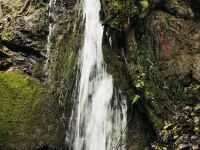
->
[
  {"left": 44, "top": 0, "right": 56, "bottom": 76},
  {"left": 73, "top": 0, "right": 127, "bottom": 149}
]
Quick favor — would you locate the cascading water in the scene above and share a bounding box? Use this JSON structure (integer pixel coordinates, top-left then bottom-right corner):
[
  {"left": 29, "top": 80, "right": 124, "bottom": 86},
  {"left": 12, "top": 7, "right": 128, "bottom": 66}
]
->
[
  {"left": 73, "top": 0, "right": 127, "bottom": 149},
  {"left": 44, "top": 0, "right": 56, "bottom": 77}
]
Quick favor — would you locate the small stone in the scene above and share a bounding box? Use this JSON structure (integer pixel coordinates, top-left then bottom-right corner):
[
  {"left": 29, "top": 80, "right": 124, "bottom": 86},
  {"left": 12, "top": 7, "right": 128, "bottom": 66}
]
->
[
  {"left": 176, "top": 134, "right": 190, "bottom": 143},
  {"left": 176, "top": 127, "right": 183, "bottom": 133},
  {"left": 187, "top": 119, "right": 193, "bottom": 124},
  {"left": 191, "top": 135, "right": 198, "bottom": 142},
  {"left": 190, "top": 112, "right": 196, "bottom": 117},
  {"left": 164, "top": 122, "right": 173, "bottom": 130},
  {"left": 184, "top": 106, "right": 191, "bottom": 110},
  {"left": 192, "top": 145, "right": 199, "bottom": 150},
  {"left": 194, "top": 117, "right": 199, "bottom": 124},
  {"left": 194, "top": 104, "right": 200, "bottom": 111},
  {"left": 177, "top": 144, "right": 190, "bottom": 150},
  {"left": 173, "top": 115, "right": 179, "bottom": 120},
  {"left": 174, "top": 135, "right": 179, "bottom": 139}
]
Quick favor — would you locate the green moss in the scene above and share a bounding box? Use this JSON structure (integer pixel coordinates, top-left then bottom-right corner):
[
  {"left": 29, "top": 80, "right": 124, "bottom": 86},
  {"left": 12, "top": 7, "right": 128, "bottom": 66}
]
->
[
  {"left": 45, "top": 10, "right": 83, "bottom": 125},
  {"left": 144, "top": 81, "right": 156, "bottom": 101},
  {"left": 102, "top": 0, "right": 139, "bottom": 29},
  {"left": 148, "top": 111, "right": 163, "bottom": 130},
  {"left": 102, "top": 44, "right": 134, "bottom": 97},
  {"left": 0, "top": 72, "right": 64, "bottom": 149},
  {"left": 102, "top": 0, "right": 150, "bottom": 29}
]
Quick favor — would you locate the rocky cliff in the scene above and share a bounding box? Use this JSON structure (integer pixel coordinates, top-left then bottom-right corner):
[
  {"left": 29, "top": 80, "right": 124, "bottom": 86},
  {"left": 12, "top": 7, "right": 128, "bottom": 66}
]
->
[{"left": 0, "top": 0, "right": 199, "bottom": 149}]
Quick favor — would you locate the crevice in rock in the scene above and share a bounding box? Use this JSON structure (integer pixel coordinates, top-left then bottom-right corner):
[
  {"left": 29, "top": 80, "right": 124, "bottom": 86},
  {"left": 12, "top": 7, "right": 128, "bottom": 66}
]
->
[
  {"left": 191, "top": 0, "right": 200, "bottom": 19},
  {"left": 0, "top": 50, "right": 9, "bottom": 59},
  {"left": 1, "top": 40, "right": 44, "bottom": 58},
  {"left": 127, "top": 102, "right": 157, "bottom": 149},
  {"left": 61, "top": 0, "right": 78, "bottom": 9},
  {"left": 36, "top": 144, "right": 49, "bottom": 150},
  {"left": 0, "top": 60, "right": 12, "bottom": 71}
]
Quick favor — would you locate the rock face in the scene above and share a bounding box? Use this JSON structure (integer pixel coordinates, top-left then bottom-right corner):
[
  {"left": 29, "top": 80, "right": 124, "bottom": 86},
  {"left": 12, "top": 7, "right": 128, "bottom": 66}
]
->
[
  {"left": 0, "top": 0, "right": 48, "bottom": 74},
  {"left": 140, "top": 10, "right": 200, "bottom": 82},
  {"left": 162, "top": 0, "right": 194, "bottom": 18},
  {"left": 101, "top": 0, "right": 200, "bottom": 149},
  {"left": 0, "top": 0, "right": 199, "bottom": 149},
  {"left": 0, "top": 0, "right": 80, "bottom": 149}
]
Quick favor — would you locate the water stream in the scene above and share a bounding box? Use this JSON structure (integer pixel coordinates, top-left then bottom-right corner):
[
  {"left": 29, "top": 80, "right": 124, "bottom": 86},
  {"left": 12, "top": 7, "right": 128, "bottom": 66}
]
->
[
  {"left": 73, "top": 0, "right": 127, "bottom": 149},
  {"left": 44, "top": 0, "right": 57, "bottom": 78}
]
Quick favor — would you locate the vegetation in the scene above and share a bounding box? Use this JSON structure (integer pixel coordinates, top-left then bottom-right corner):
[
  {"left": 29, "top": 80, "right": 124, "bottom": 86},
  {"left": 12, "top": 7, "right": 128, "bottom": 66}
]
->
[
  {"left": 102, "top": 0, "right": 149, "bottom": 28},
  {"left": 0, "top": 0, "right": 199, "bottom": 149},
  {"left": 0, "top": 71, "right": 64, "bottom": 149}
]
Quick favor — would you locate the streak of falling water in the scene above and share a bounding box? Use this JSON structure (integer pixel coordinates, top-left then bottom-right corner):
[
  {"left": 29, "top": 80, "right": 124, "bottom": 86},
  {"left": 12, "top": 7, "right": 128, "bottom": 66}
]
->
[
  {"left": 44, "top": 0, "right": 57, "bottom": 77},
  {"left": 73, "top": 0, "right": 127, "bottom": 149}
]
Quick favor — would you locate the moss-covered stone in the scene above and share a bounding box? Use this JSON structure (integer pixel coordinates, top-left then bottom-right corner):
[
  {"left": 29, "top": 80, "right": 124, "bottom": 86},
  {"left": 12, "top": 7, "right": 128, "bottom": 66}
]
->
[
  {"left": 41, "top": 4, "right": 85, "bottom": 136},
  {"left": 0, "top": 71, "right": 65, "bottom": 150},
  {"left": 102, "top": 43, "right": 133, "bottom": 96},
  {"left": 101, "top": 0, "right": 149, "bottom": 29}
]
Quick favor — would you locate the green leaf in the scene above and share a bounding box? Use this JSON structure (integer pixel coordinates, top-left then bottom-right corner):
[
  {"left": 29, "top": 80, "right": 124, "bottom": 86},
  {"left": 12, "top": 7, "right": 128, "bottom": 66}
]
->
[
  {"left": 135, "top": 81, "right": 144, "bottom": 88},
  {"left": 132, "top": 95, "right": 140, "bottom": 104},
  {"left": 140, "top": 0, "right": 149, "bottom": 9}
]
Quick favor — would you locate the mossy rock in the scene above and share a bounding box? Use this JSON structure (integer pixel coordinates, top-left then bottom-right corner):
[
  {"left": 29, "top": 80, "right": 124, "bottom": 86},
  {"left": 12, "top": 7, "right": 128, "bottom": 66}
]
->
[
  {"left": 0, "top": 71, "right": 65, "bottom": 150},
  {"left": 101, "top": 0, "right": 138, "bottom": 29}
]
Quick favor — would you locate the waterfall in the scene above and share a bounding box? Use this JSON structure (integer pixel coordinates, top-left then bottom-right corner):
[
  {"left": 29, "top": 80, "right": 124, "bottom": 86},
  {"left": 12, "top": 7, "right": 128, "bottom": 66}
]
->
[
  {"left": 44, "top": 0, "right": 56, "bottom": 78},
  {"left": 73, "top": 0, "right": 127, "bottom": 150}
]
